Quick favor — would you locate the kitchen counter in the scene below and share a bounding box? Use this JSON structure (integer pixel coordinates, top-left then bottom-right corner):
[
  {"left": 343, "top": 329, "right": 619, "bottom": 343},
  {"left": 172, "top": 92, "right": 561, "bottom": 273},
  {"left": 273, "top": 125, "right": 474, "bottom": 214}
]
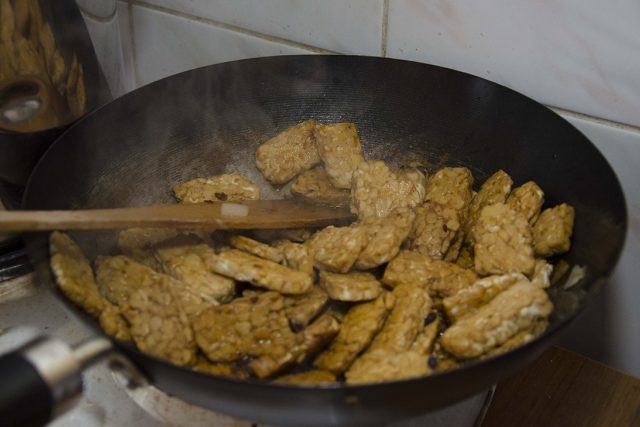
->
[{"left": 484, "top": 346, "right": 640, "bottom": 427}]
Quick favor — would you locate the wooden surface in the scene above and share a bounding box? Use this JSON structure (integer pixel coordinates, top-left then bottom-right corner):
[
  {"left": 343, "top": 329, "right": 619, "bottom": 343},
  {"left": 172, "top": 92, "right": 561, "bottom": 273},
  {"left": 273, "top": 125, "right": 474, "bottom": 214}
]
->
[
  {"left": 0, "top": 200, "right": 354, "bottom": 231},
  {"left": 482, "top": 346, "right": 640, "bottom": 427}
]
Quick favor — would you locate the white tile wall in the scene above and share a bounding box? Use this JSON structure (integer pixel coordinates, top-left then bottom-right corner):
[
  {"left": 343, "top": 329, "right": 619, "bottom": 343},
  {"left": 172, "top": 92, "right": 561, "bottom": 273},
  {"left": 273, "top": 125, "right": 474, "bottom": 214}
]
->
[
  {"left": 129, "top": 4, "right": 315, "bottom": 86},
  {"left": 80, "top": 0, "right": 640, "bottom": 376},
  {"left": 554, "top": 114, "right": 640, "bottom": 377},
  {"left": 386, "top": 0, "right": 640, "bottom": 128},
  {"left": 133, "top": 0, "right": 384, "bottom": 55}
]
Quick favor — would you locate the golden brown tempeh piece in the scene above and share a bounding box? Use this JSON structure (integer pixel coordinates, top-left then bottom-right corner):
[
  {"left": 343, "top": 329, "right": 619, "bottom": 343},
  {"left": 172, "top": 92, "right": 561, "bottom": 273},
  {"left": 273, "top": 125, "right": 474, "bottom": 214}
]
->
[
  {"left": 307, "top": 225, "right": 368, "bottom": 273},
  {"left": 99, "top": 304, "right": 132, "bottom": 341},
  {"left": 275, "top": 370, "right": 337, "bottom": 385},
  {"left": 368, "top": 284, "right": 432, "bottom": 353},
  {"left": 173, "top": 173, "right": 260, "bottom": 204},
  {"left": 425, "top": 167, "right": 474, "bottom": 215},
  {"left": 95, "top": 255, "right": 215, "bottom": 317},
  {"left": 50, "top": 231, "right": 105, "bottom": 317},
  {"left": 442, "top": 273, "right": 529, "bottom": 323},
  {"left": 382, "top": 250, "right": 477, "bottom": 299},
  {"left": 533, "top": 203, "right": 575, "bottom": 257},
  {"left": 465, "top": 170, "right": 513, "bottom": 243},
  {"left": 207, "top": 249, "right": 313, "bottom": 294},
  {"left": 410, "top": 314, "right": 441, "bottom": 356},
  {"left": 345, "top": 349, "right": 430, "bottom": 384},
  {"left": 121, "top": 282, "right": 196, "bottom": 366},
  {"left": 256, "top": 119, "right": 321, "bottom": 184},
  {"left": 314, "top": 123, "right": 365, "bottom": 189},
  {"left": 481, "top": 319, "right": 549, "bottom": 359},
  {"left": 284, "top": 287, "right": 329, "bottom": 329},
  {"left": 355, "top": 208, "right": 415, "bottom": 269},
  {"left": 530, "top": 259, "right": 553, "bottom": 288},
  {"left": 194, "top": 291, "right": 295, "bottom": 362},
  {"left": 156, "top": 244, "right": 235, "bottom": 303},
  {"left": 408, "top": 201, "right": 461, "bottom": 260},
  {"left": 250, "top": 313, "right": 341, "bottom": 378},
  {"left": 230, "top": 235, "right": 284, "bottom": 263},
  {"left": 275, "top": 240, "right": 315, "bottom": 277},
  {"left": 453, "top": 245, "right": 474, "bottom": 269},
  {"left": 440, "top": 282, "right": 553, "bottom": 359},
  {"left": 319, "top": 271, "right": 382, "bottom": 302},
  {"left": 472, "top": 203, "right": 535, "bottom": 275},
  {"left": 506, "top": 181, "right": 544, "bottom": 225},
  {"left": 351, "top": 161, "right": 426, "bottom": 219},
  {"left": 314, "top": 293, "right": 395, "bottom": 374},
  {"left": 290, "top": 167, "right": 351, "bottom": 205},
  {"left": 193, "top": 356, "right": 249, "bottom": 378}
]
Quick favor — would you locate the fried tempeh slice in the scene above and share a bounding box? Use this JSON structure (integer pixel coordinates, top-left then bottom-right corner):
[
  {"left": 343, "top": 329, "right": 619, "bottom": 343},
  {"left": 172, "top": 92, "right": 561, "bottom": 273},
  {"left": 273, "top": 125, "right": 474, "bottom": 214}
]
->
[
  {"left": 230, "top": 235, "right": 284, "bottom": 263},
  {"left": 351, "top": 161, "right": 426, "bottom": 219},
  {"left": 481, "top": 319, "right": 549, "bottom": 359},
  {"left": 530, "top": 259, "right": 553, "bottom": 289},
  {"left": 464, "top": 170, "right": 513, "bottom": 244},
  {"left": 207, "top": 249, "right": 312, "bottom": 294},
  {"left": 506, "top": 181, "right": 544, "bottom": 225},
  {"left": 155, "top": 244, "right": 235, "bottom": 303},
  {"left": 99, "top": 304, "right": 132, "bottom": 341},
  {"left": 50, "top": 232, "right": 132, "bottom": 341},
  {"left": 314, "top": 293, "right": 395, "bottom": 374},
  {"left": 192, "top": 356, "right": 249, "bottom": 378},
  {"left": 408, "top": 201, "right": 461, "bottom": 260},
  {"left": 173, "top": 172, "right": 260, "bottom": 203},
  {"left": 355, "top": 208, "right": 415, "bottom": 269},
  {"left": 274, "top": 240, "right": 315, "bottom": 277},
  {"left": 440, "top": 282, "right": 553, "bottom": 359},
  {"left": 472, "top": 203, "right": 535, "bottom": 275},
  {"left": 256, "top": 119, "right": 321, "bottom": 184},
  {"left": 532, "top": 203, "right": 575, "bottom": 257},
  {"left": 194, "top": 291, "right": 296, "bottom": 362},
  {"left": 250, "top": 313, "right": 341, "bottom": 378},
  {"left": 424, "top": 167, "right": 474, "bottom": 261},
  {"left": 284, "top": 287, "right": 329, "bottom": 329},
  {"left": 314, "top": 123, "right": 364, "bottom": 189},
  {"left": 382, "top": 251, "right": 477, "bottom": 299},
  {"left": 122, "top": 281, "right": 197, "bottom": 366},
  {"left": 95, "top": 255, "right": 216, "bottom": 318},
  {"left": 275, "top": 370, "right": 337, "bottom": 385},
  {"left": 345, "top": 349, "right": 430, "bottom": 384},
  {"left": 50, "top": 231, "right": 105, "bottom": 317},
  {"left": 410, "top": 314, "right": 441, "bottom": 356},
  {"left": 307, "top": 225, "right": 368, "bottom": 273},
  {"left": 425, "top": 167, "right": 474, "bottom": 215},
  {"left": 442, "top": 273, "right": 529, "bottom": 323},
  {"left": 290, "top": 167, "right": 351, "bottom": 205},
  {"left": 319, "top": 271, "right": 382, "bottom": 302},
  {"left": 368, "top": 284, "right": 432, "bottom": 353}
]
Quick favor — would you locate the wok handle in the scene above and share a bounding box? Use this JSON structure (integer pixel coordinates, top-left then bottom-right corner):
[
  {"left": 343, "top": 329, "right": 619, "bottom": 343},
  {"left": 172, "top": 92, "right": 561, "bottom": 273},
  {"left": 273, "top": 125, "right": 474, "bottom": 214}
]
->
[{"left": 0, "top": 336, "right": 112, "bottom": 427}]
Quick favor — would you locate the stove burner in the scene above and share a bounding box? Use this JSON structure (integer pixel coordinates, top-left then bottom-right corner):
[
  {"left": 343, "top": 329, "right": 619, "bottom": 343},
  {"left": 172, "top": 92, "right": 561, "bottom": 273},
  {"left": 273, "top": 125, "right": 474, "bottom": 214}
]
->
[{"left": 0, "top": 238, "right": 33, "bottom": 282}]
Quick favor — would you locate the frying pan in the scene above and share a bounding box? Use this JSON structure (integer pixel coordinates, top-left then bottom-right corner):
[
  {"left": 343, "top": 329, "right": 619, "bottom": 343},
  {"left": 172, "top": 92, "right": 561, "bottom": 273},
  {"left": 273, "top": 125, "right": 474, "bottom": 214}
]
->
[{"left": 0, "top": 55, "right": 627, "bottom": 426}]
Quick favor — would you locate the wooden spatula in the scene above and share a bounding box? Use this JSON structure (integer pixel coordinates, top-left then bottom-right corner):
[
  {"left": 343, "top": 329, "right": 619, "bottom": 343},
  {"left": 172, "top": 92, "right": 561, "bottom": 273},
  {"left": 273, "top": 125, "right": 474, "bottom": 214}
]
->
[{"left": 0, "top": 200, "right": 355, "bottom": 231}]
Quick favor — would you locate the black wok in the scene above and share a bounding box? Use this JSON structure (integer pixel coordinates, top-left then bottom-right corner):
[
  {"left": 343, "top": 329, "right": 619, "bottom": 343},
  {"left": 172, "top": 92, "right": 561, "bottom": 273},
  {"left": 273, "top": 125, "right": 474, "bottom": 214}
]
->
[{"left": 12, "top": 56, "right": 628, "bottom": 426}]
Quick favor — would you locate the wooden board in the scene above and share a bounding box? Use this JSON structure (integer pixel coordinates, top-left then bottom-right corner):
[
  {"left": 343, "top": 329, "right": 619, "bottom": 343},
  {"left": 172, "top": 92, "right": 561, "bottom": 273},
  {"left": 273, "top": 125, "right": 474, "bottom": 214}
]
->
[{"left": 482, "top": 346, "right": 640, "bottom": 426}]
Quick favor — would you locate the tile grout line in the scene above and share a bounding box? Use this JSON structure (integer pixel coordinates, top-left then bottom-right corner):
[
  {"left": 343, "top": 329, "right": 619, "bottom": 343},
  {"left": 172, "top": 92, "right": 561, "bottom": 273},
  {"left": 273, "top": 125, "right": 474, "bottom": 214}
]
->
[
  {"left": 381, "top": 0, "right": 389, "bottom": 57},
  {"left": 548, "top": 105, "right": 640, "bottom": 135},
  {"left": 127, "top": 1, "right": 141, "bottom": 89},
  {"left": 129, "top": 0, "right": 338, "bottom": 54}
]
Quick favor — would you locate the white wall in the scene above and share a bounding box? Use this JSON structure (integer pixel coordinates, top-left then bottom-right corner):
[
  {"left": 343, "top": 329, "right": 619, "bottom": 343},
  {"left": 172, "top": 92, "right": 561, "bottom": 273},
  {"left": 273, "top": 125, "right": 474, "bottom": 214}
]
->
[{"left": 79, "top": 0, "right": 640, "bottom": 376}]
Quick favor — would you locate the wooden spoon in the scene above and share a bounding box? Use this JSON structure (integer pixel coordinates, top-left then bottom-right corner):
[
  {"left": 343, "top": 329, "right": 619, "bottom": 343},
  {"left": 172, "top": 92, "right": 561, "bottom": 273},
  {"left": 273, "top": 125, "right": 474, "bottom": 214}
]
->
[{"left": 0, "top": 200, "right": 355, "bottom": 231}]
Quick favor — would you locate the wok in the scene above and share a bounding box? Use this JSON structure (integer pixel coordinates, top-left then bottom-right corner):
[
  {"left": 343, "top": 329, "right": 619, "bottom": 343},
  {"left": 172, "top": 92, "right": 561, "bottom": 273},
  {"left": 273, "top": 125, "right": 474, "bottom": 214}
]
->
[{"left": 3, "top": 55, "right": 628, "bottom": 426}]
